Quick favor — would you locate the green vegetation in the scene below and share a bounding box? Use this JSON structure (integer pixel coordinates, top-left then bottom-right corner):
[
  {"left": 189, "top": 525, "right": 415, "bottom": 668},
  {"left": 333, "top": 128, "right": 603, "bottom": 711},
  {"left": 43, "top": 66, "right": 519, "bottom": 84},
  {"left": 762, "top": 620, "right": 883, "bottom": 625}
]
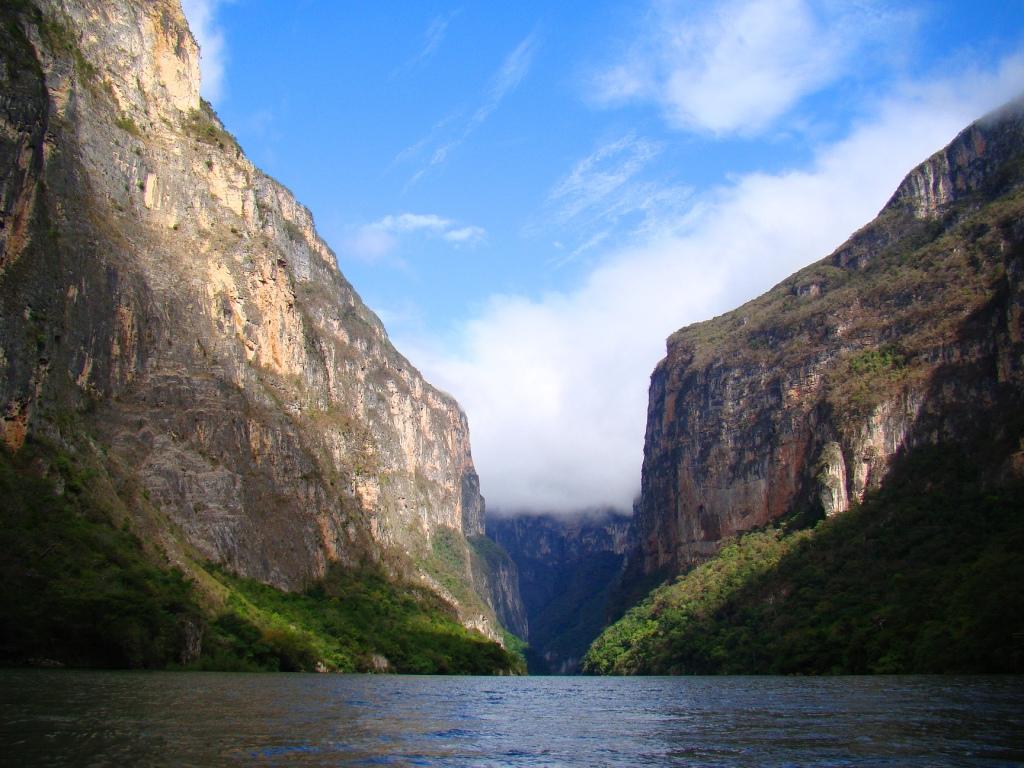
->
[
  {"left": 528, "top": 550, "right": 628, "bottom": 675},
  {"left": 672, "top": 180, "right": 1023, "bottom": 378},
  {"left": 38, "top": 13, "right": 97, "bottom": 83},
  {"left": 283, "top": 219, "right": 305, "bottom": 244},
  {"left": 0, "top": 445, "right": 201, "bottom": 668},
  {"left": 583, "top": 530, "right": 805, "bottom": 675},
  {"left": 114, "top": 115, "right": 142, "bottom": 138},
  {"left": 487, "top": 515, "right": 636, "bottom": 675},
  {"left": 467, "top": 533, "right": 507, "bottom": 572},
  {"left": 0, "top": 444, "right": 521, "bottom": 674},
  {"left": 847, "top": 346, "right": 906, "bottom": 376},
  {"left": 433, "top": 526, "right": 468, "bottom": 571},
  {"left": 423, "top": 526, "right": 473, "bottom": 602},
  {"left": 200, "top": 565, "right": 523, "bottom": 674},
  {"left": 584, "top": 445, "right": 1024, "bottom": 675},
  {"left": 831, "top": 345, "right": 912, "bottom": 416},
  {"left": 499, "top": 627, "right": 529, "bottom": 662},
  {"left": 183, "top": 99, "right": 239, "bottom": 152},
  {"left": 596, "top": 124, "right": 1024, "bottom": 676}
]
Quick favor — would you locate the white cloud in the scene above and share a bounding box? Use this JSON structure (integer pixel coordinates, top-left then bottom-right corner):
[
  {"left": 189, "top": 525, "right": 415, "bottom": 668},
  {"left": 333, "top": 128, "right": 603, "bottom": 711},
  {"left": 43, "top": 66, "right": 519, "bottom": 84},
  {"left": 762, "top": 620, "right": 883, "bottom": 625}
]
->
[
  {"left": 343, "top": 212, "right": 486, "bottom": 261},
  {"left": 380, "top": 213, "right": 453, "bottom": 233},
  {"left": 594, "top": 0, "right": 905, "bottom": 135},
  {"left": 444, "top": 226, "right": 486, "bottom": 244},
  {"left": 180, "top": 0, "right": 230, "bottom": 102},
  {"left": 403, "top": 57, "right": 1024, "bottom": 515}
]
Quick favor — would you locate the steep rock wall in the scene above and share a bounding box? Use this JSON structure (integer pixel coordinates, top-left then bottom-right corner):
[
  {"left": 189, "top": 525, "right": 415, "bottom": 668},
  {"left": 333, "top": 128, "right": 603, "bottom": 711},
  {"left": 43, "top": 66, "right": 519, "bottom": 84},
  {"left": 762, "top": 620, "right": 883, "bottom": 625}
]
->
[
  {"left": 0, "top": 0, "right": 520, "bottom": 638},
  {"left": 468, "top": 535, "right": 529, "bottom": 640},
  {"left": 489, "top": 511, "right": 634, "bottom": 673},
  {"left": 633, "top": 100, "right": 1024, "bottom": 579}
]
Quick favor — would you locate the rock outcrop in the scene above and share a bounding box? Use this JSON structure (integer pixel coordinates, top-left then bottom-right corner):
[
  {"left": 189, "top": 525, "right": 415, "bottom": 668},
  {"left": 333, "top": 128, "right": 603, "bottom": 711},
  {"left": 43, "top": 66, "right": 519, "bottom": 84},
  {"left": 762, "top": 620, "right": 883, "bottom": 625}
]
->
[
  {"left": 632, "top": 98, "right": 1024, "bottom": 580},
  {"left": 0, "top": 0, "right": 521, "bottom": 639},
  {"left": 468, "top": 534, "right": 529, "bottom": 640},
  {"left": 488, "top": 510, "right": 634, "bottom": 673}
]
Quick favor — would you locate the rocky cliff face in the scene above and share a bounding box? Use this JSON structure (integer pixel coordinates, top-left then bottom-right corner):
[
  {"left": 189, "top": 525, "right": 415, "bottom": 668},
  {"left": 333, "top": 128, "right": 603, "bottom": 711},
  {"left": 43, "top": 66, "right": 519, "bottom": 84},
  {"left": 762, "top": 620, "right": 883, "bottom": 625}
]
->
[
  {"left": 488, "top": 511, "right": 634, "bottom": 673},
  {"left": 633, "top": 99, "right": 1024, "bottom": 580},
  {"left": 0, "top": 0, "right": 521, "bottom": 639},
  {"left": 467, "top": 534, "right": 528, "bottom": 641}
]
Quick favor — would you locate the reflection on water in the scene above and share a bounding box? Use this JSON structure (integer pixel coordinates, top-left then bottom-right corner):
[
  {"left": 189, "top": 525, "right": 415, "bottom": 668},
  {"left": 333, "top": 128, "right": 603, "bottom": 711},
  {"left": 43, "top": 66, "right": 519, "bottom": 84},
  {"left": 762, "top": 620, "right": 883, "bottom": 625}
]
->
[{"left": 1, "top": 671, "right": 1022, "bottom": 767}]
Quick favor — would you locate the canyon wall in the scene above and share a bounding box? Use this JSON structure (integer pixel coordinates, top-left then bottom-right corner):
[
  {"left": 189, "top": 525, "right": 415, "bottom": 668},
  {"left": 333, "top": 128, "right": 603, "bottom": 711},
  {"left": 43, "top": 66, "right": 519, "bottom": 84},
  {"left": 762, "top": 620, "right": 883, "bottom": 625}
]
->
[
  {"left": 489, "top": 511, "right": 634, "bottom": 673},
  {"left": 0, "top": 0, "right": 521, "bottom": 639},
  {"left": 632, "top": 99, "right": 1024, "bottom": 580}
]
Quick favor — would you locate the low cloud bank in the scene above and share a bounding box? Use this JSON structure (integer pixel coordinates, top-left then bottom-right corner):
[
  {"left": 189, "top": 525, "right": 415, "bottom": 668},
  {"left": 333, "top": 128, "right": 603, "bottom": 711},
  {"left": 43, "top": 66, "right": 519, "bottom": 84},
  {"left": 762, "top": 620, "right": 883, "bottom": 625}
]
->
[{"left": 405, "top": 60, "right": 1024, "bottom": 516}]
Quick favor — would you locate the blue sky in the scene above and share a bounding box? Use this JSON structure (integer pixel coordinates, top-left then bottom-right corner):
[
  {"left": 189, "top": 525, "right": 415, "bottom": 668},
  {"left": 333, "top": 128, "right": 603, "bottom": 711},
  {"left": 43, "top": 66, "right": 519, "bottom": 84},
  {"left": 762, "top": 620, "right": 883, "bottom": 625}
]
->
[{"left": 182, "top": 0, "right": 1024, "bottom": 515}]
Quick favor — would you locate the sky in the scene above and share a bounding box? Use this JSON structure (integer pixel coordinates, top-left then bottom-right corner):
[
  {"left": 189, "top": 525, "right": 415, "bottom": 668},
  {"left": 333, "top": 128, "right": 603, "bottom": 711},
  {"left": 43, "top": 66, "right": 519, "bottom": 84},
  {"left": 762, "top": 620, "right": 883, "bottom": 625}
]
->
[{"left": 181, "top": 0, "right": 1024, "bottom": 516}]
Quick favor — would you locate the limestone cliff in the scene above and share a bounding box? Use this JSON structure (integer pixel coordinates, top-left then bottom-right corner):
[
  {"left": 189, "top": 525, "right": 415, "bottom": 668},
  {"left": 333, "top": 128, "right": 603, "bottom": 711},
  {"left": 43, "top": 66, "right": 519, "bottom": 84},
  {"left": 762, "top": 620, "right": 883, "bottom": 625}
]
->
[
  {"left": 488, "top": 511, "right": 634, "bottom": 674},
  {"left": 0, "top": 0, "right": 521, "bottom": 639},
  {"left": 632, "top": 98, "right": 1024, "bottom": 580}
]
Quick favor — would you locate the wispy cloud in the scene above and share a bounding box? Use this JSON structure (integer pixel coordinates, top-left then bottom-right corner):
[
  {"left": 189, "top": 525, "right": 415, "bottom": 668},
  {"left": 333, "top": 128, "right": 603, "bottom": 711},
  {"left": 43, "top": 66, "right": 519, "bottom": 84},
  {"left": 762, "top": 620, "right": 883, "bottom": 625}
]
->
[
  {"left": 548, "top": 230, "right": 611, "bottom": 270},
  {"left": 343, "top": 212, "right": 486, "bottom": 262},
  {"left": 469, "top": 33, "right": 538, "bottom": 129},
  {"left": 391, "top": 111, "right": 464, "bottom": 169},
  {"left": 531, "top": 134, "right": 693, "bottom": 266},
  {"left": 549, "top": 135, "right": 663, "bottom": 221},
  {"left": 403, "top": 56, "right": 1024, "bottom": 515},
  {"left": 180, "top": 0, "right": 230, "bottom": 101},
  {"left": 393, "top": 11, "right": 461, "bottom": 78},
  {"left": 398, "top": 32, "right": 541, "bottom": 188},
  {"left": 593, "top": 0, "right": 908, "bottom": 136}
]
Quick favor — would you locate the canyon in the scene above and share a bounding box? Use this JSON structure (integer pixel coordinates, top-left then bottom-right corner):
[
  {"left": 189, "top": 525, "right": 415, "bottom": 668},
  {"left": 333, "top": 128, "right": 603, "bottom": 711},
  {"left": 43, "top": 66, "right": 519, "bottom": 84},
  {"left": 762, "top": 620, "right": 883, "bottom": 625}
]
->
[
  {"left": 631, "top": 98, "right": 1024, "bottom": 582},
  {"left": 0, "top": 0, "right": 523, "bottom": 669},
  {"left": 587, "top": 98, "right": 1024, "bottom": 674},
  {"left": 3, "top": 0, "right": 1021, "bottom": 677},
  {"left": 488, "top": 510, "right": 633, "bottom": 674}
]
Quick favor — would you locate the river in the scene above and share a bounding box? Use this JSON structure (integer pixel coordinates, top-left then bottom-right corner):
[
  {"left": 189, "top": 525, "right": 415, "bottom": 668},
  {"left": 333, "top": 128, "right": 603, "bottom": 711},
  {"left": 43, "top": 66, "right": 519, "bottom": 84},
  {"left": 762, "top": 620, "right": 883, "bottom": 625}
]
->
[{"left": 1, "top": 672, "right": 1022, "bottom": 766}]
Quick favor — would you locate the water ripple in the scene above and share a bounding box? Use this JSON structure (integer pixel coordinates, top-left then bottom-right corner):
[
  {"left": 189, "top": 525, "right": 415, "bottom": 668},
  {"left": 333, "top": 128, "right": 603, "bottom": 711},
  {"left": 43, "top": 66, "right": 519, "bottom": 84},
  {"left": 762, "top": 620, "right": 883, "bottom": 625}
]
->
[{"left": 1, "top": 672, "right": 1023, "bottom": 767}]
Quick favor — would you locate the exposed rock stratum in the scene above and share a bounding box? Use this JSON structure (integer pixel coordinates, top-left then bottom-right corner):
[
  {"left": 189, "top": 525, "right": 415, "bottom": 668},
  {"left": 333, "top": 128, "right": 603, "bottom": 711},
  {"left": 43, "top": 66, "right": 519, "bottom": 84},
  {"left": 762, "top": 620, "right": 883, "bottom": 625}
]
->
[
  {"left": 0, "top": 0, "right": 523, "bottom": 641},
  {"left": 630, "top": 98, "right": 1024, "bottom": 582},
  {"left": 488, "top": 510, "right": 633, "bottom": 674}
]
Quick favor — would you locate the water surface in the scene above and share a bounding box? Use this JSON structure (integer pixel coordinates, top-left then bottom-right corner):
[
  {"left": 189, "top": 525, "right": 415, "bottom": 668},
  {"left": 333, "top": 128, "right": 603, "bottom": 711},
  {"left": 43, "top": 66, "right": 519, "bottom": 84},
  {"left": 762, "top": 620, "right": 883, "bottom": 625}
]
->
[{"left": 1, "top": 671, "right": 1022, "bottom": 766}]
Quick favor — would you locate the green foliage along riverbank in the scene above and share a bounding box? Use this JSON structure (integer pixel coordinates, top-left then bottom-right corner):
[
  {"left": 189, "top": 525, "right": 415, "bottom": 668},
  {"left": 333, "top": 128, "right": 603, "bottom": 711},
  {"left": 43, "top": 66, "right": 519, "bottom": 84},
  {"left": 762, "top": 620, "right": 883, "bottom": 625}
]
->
[
  {"left": 584, "top": 445, "right": 1024, "bottom": 675},
  {"left": 200, "top": 567, "right": 524, "bottom": 674},
  {"left": 0, "top": 444, "right": 523, "bottom": 674}
]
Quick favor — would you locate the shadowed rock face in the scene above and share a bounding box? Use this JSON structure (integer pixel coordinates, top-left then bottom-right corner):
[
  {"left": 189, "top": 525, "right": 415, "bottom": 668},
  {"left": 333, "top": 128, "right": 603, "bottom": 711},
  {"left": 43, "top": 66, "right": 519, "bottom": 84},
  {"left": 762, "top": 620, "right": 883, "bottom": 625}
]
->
[
  {"left": 489, "top": 511, "right": 634, "bottom": 674},
  {"left": 632, "top": 99, "right": 1024, "bottom": 581},
  {"left": 0, "top": 0, "right": 522, "bottom": 639}
]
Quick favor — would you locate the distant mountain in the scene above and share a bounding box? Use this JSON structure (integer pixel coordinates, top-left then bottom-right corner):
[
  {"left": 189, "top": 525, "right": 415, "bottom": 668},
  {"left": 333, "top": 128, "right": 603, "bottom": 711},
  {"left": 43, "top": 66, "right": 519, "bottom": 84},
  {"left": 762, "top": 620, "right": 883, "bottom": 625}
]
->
[
  {"left": 0, "top": 0, "right": 523, "bottom": 672},
  {"left": 489, "top": 510, "right": 633, "bottom": 674},
  {"left": 587, "top": 98, "right": 1024, "bottom": 674}
]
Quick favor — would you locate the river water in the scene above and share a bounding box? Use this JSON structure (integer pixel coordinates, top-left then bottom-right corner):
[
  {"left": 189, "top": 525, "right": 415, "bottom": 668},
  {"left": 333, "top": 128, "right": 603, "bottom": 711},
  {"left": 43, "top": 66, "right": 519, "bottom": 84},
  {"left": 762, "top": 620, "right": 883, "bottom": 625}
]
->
[{"left": 1, "top": 672, "right": 1022, "bottom": 767}]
